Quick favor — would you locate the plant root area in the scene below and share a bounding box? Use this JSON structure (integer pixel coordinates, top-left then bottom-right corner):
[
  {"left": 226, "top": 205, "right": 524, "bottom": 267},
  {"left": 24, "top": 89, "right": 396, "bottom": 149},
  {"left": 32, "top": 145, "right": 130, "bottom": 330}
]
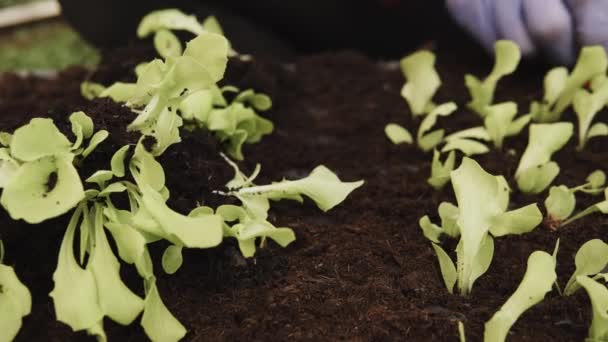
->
[{"left": 0, "top": 43, "right": 607, "bottom": 341}]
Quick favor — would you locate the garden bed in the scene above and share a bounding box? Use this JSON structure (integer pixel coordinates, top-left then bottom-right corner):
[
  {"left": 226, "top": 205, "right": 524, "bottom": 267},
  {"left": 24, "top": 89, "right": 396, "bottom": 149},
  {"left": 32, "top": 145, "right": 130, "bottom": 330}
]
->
[{"left": 1, "top": 40, "right": 607, "bottom": 341}]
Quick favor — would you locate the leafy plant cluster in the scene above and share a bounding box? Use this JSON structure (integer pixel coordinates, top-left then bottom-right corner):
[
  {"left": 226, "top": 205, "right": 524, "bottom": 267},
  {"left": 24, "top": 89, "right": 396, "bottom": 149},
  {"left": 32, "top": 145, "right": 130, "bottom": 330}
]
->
[
  {"left": 389, "top": 41, "right": 608, "bottom": 340},
  {"left": 82, "top": 9, "right": 272, "bottom": 160},
  {"left": 0, "top": 9, "right": 364, "bottom": 342}
]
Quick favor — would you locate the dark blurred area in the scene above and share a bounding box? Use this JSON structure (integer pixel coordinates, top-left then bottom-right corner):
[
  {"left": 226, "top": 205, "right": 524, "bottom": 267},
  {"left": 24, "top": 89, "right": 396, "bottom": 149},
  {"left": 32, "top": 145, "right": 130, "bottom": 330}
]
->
[{"left": 58, "top": 0, "right": 474, "bottom": 59}]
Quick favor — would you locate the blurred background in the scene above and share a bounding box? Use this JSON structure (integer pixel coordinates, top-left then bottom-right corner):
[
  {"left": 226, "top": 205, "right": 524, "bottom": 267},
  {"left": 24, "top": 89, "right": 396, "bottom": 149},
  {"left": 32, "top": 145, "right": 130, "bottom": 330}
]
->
[{"left": 0, "top": 0, "right": 99, "bottom": 72}]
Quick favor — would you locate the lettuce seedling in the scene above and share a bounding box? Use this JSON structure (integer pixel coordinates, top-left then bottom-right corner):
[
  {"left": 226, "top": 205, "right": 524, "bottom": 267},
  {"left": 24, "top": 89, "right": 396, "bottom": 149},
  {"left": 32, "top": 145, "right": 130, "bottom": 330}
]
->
[
  {"left": 384, "top": 123, "right": 413, "bottom": 145},
  {"left": 572, "top": 80, "right": 608, "bottom": 150},
  {"left": 514, "top": 122, "right": 573, "bottom": 194},
  {"left": 442, "top": 127, "right": 491, "bottom": 156},
  {"left": 400, "top": 50, "right": 441, "bottom": 116},
  {"left": 417, "top": 102, "right": 457, "bottom": 151},
  {"left": 561, "top": 188, "right": 608, "bottom": 227},
  {"left": 217, "top": 155, "right": 363, "bottom": 257},
  {"left": 385, "top": 102, "right": 457, "bottom": 152},
  {"left": 564, "top": 239, "right": 608, "bottom": 296},
  {"left": 427, "top": 150, "right": 456, "bottom": 190},
  {"left": 577, "top": 275, "right": 608, "bottom": 341},
  {"left": 427, "top": 158, "right": 542, "bottom": 295},
  {"left": 544, "top": 170, "right": 606, "bottom": 228},
  {"left": 419, "top": 202, "right": 459, "bottom": 242},
  {"left": 85, "top": 13, "right": 273, "bottom": 160},
  {"left": 484, "top": 102, "right": 530, "bottom": 149},
  {"left": 484, "top": 247, "right": 557, "bottom": 342},
  {"left": 0, "top": 242, "right": 32, "bottom": 342},
  {"left": 530, "top": 46, "right": 608, "bottom": 123},
  {"left": 0, "top": 114, "right": 108, "bottom": 223},
  {"left": 465, "top": 40, "right": 521, "bottom": 118}
]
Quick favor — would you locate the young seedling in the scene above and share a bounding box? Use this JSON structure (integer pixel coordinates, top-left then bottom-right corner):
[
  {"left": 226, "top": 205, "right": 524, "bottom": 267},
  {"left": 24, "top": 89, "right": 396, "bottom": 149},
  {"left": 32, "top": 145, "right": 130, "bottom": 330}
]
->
[
  {"left": 577, "top": 275, "right": 608, "bottom": 341},
  {"left": 572, "top": 80, "right": 608, "bottom": 150},
  {"left": 465, "top": 40, "right": 521, "bottom": 118},
  {"left": 427, "top": 150, "right": 456, "bottom": 190},
  {"left": 530, "top": 46, "right": 608, "bottom": 123},
  {"left": 400, "top": 50, "right": 441, "bottom": 116},
  {"left": 563, "top": 239, "right": 608, "bottom": 296},
  {"left": 442, "top": 126, "right": 490, "bottom": 156},
  {"left": 424, "top": 158, "right": 542, "bottom": 296},
  {"left": 84, "top": 13, "right": 273, "bottom": 160},
  {"left": 484, "top": 102, "right": 530, "bottom": 149},
  {"left": 544, "top": 170, "right": 606, "bottom": 228},
  {"left": 0, "top": 113, "right": 108, "bottom": 224},
  {"left": 385, "top": 102, "right": 457, "bottom": 152},
  {"left": 0, "top": 241, "right": 32, "bottom": 342},
  {"left": 419, "top": 201, "right": 459, "bottom": 242},
  {"left": 484, "top": 246, "right": 558, "bottom": 342},
  {"left": 561, "top": 188, "right": 608, "bottom": 227},
  {"left": 514, "top": 122, "right": 573, "bottom": 194}
]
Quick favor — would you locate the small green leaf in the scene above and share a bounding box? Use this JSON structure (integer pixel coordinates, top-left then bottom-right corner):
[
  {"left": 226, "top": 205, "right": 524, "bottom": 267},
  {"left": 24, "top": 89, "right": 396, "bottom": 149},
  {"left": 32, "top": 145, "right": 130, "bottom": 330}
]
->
[
  {"left": 161, "top": 245, "right": 184, "bottom": 275},
  {"left": 564, "top": 239, "right": 608, "bottom": 295},
  {"left": 427, "top": 150, "right": 455, "bottom": 190},
  {"left": 545, "top": 185, "right": 576, "bottom": 222},
  {"left": 587, "top": 170, "right": 607, "bottom": 191},
  {"left": 431, "top": 243, "right": 457, "bottom": 294},
  {"left": 235, "top": 165, "right": 364, "bottom": 212},
  {"left": 417, "top": 102, "right": 457, "bottom": 151},
  {"left": 439, "top": 202, "right": 460, "bottom": 238},
  {"left": 516, "top": 162, "right": 560, "bottom": 195},
  {"left": 1, "top": 153, "right": 85, "bottom": 224},
  {"left": 111, "top": 146, "right": 130, "bottom": 178},
  {"left": 88, "top": 205, "right": 144, "bottom": 325},
  {"left": 399, "top": 50, "right": 441, "bottom": 116},
  {"left": 50, "top": 206, "right": 103, "bottom": 331},
  {"left": 466, "top": 40, "right": 521, "bottom": 117},
  {"left": 484, "top": 102, "right": 518, "bottom": 148},
  {"left": 82, "top": 130, "right": 109, "bottom": 158},
  {"left": 441, "top": 138, "right": 489, "bottom": 156},
  {"left": 154, "top": 29, "right": 182, "bottom": 59},
  {"left": 0, "top": 264, "right": 32, "bottom": 342},
  {"left": 385, "top": 123, "right": 413, "bottom": 145},
  {"left": 130, "top": 142, "right": 166, "bottom": 191},
  {"left": 140, "top": 184, "right": 223, "bottom": 248},
  {"left": 10, "top": 118, "right": 72, "bottom": 162},
  {"left": 419, "top": 216, "right": 442, "bottom": 243},
  {"left": 489, "top": 204, "right": 542, "bottom": 237},
  {"left": 137, "top": 8, "right": 204, "bottom": 37},
  {"left": 577, "top": 275, "right": 608, "bottom": 341},
  {"left": 70, "top": 111, "right": 95, "bottom": 140},
  {"left": 141, "top": 279, "right": 187, "bottom": 342},
  {"left": 100, "top": 82, "right": 137, "bottom": 102},
  {"left": 81, "top": 82, "right": 106, "bottom": 100},
  {"left": 484, "top": 250, "right": 557, "bottom": 342}
]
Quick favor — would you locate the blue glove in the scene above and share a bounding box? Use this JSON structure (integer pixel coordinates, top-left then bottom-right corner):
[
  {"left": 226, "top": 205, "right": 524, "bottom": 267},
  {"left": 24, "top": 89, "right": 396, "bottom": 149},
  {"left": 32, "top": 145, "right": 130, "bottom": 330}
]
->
[{"left": 446, "top": 0, "right": 608, "bottom": 65}]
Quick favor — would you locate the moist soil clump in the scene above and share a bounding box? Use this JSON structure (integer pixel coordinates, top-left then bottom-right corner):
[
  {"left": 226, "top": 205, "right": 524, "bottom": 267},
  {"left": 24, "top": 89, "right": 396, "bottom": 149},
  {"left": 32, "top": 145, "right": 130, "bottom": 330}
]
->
[{"left": 0, "top": 43, "right": 606, "bottom": 341}]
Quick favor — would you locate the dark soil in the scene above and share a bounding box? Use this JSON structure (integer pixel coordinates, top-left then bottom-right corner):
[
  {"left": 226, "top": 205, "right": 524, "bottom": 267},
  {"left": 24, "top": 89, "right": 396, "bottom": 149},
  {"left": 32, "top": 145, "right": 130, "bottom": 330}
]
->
[{"left": 0, "top": 42, "right": 607, "bottom": 342}]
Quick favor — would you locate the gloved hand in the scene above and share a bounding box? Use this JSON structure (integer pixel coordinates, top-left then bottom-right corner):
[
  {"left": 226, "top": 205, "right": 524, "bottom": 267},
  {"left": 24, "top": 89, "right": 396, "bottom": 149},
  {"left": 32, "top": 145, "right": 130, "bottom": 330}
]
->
[{"left": 446, "top": 0, "right": 608, "bottom": 65}]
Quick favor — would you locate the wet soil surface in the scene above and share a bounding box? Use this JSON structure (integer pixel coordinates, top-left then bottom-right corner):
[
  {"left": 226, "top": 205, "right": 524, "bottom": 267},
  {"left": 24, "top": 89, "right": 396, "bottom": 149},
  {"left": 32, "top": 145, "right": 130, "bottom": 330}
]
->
[{"left": 0, "top": 43, "right": 607, "bottom": 341}]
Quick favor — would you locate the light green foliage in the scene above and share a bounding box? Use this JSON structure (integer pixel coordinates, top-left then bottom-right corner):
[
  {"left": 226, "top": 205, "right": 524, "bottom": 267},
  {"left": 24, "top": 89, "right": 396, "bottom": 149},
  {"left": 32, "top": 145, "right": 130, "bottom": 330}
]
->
[
  {"left": 419, "top": 202, "right": 459, "bottom": 243},
  {"left": 400, "top": 50, "right": 441, "bottom": 116},
  {"left": 84, "top": 11, "right": 273, "bottom": 160},
  {"left": 562, "top": 188, "right": 608, "bottom": 227},
  {"left": 578, "top": 276, "right": 608, "bottom": 341},
  {"left": 484, "top": 102, "right": 530, "bottom": 149},
  {"left": 544, "top": 170, "right": 606, "bottom": 227},
  {"left": 427, "top": 150, "right": 455, "bottom": 190},
  {"left": 0, "top": 261, "right": 32, "bottom": 342},
  {"left": 384, "top": 123, "right": 413, "bottom": 145},
  {"left": 465, "top": 40, "right": 521, "bottom": 117},
  {"left": 531, "top": 46, "right": 608, "bottom": 122},
  {"left": 141, "top": 279, "right": 187, "bottom": 342},
  {"left": 484, "top": 248, "right": 557, "bottom": 342},
  {"left": 0, "top": 114, "right": 108, "bottom": 223},
  {"left": 426, "top": 158, "right": 542, "bottom": 295},
  {"left": 572, "top": 79, "right": 608, "bottom": 150},
  {"left": 442, "top": 127, "right": 490, "bottom": 156},
  {"left": 219, "top": 156, "right": 363, "bottom": 257},
  {"left": 417, "top": 102, "right": 457, "bottom": 151},
  {"left": 515, "top": 123, "right": 573, "bottom": 194},
  {"left": 564, "top": 239, "right": 608, "bottom": 296}
]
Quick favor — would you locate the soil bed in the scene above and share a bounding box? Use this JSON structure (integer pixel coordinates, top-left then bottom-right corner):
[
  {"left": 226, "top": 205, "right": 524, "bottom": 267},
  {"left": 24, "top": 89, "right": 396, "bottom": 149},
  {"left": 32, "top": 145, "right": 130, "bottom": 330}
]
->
[{"left": 0, "top": 42, "right": 607, "bottom": 341}]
